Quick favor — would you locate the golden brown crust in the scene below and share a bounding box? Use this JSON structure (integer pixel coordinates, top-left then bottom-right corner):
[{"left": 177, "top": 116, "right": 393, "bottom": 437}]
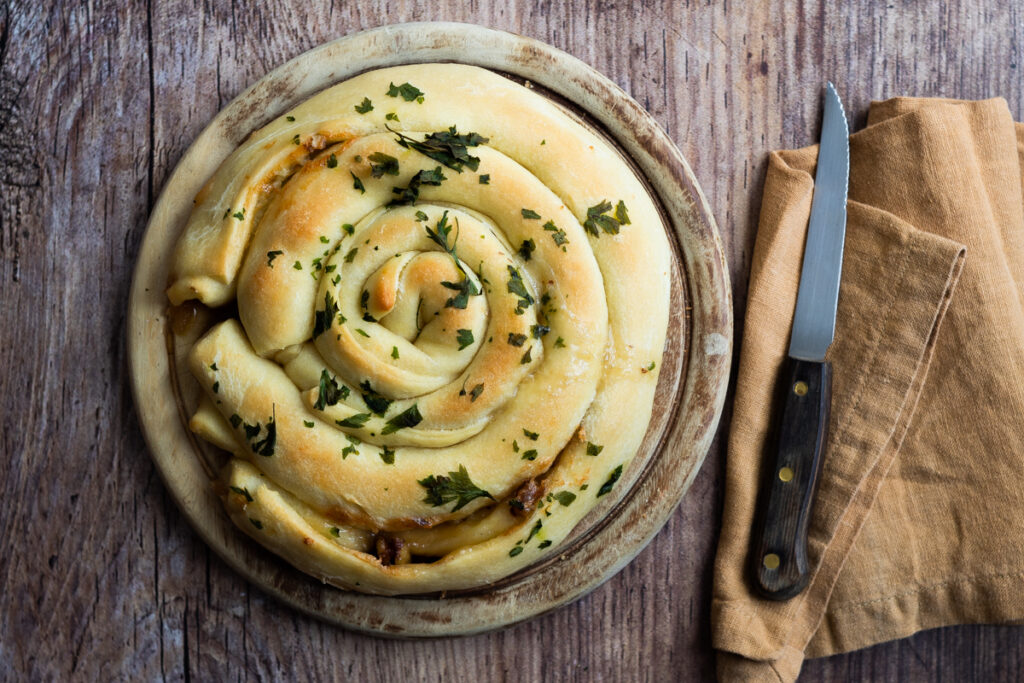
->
[{"left": 170, "top": 63, "right": 670, "bottom": 594}]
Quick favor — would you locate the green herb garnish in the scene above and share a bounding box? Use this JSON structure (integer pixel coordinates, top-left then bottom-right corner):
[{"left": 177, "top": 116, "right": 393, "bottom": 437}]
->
[
  {"left": 380, "top": 446, "right": 396, "bottom": 465},
  {"left": 554, "top": 491, "right": 577, "bottom": 506},
  {"left": 583, "top": 199, "right": 631, "bottom": 236},
  {"left": 336, "top": 413, "right": 371, "bottom": 429},
  {"left": 229, "top": 486, "right": 253, "bottom": 502},
  {"left": 351, "top": 171, "right": 365, "bottom": 194},
  {"left": 418, "top": 464, "right": 494, "bottom": 511},
  {"left": 381, "top": 404, "right": 423, "bottom": 435},
  {"left": 456, "top": 329, "right": 474, "bottom": 350},
  {"left": 479, "top": 174, "right": 490, "bottom": 184},
  {"left": 518, "top": 239, "right": 536, "bottom": 261},
  {"left": 368, "top": 152, "right": 400, "bottom": 178},
  {"left": 359, "top": 381, "right": 393, "bottom": 416},
  {"left": 386, "top": 82, "right": 424, "bottom": 102},
  {"left": 355, "top": 97, "right": 373, "bottom": 114},
  {"left": 507, "top": 333, "right": 527, "bottom": 347},
  {"left": 586, "top": 442, "right": 603, "bottom": 457},
  {"left": 389, "top": 166, "right": 446, "bottom": 206},
  {"left": 313, "top": 291, "right": 339, "bottom": 339},
  {"left": 388, "top": 125, "right": 488, "bottom": 173},
  {"left": 521, "top": 208, "right": 541, "bottom": 220},
  {"left": 597, "top": 464, "right": 623, "bottom": 497}
]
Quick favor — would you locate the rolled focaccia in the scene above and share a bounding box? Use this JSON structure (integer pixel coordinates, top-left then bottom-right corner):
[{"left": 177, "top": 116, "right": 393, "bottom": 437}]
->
[{"left": 168, "top": 63, "right": 671, "bottom": 595}]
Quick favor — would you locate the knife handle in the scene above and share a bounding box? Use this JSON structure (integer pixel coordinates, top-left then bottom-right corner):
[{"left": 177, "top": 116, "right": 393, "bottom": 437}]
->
[{"left": 753, "top": 357, "right": 831, "bottom": 600}]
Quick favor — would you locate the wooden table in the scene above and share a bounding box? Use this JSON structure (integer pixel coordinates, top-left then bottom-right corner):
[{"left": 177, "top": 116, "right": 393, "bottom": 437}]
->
[{"left": 4, "top": 1, "right": 1023, "bottom": 680}]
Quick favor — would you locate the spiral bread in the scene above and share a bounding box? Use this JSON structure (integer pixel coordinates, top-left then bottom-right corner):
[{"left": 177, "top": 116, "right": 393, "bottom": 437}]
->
[{"left": 167, "top": 64, "right": 671, "bottom": 594}]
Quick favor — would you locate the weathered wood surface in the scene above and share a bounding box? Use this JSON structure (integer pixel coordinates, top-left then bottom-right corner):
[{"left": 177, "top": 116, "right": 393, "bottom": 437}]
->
[{"left": 2, "top": 1, "right": 1023, "bottom": 680}]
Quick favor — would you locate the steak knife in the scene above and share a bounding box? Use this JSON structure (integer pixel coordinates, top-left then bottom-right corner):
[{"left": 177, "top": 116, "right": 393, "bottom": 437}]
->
[{"left": 753, "top": 82, "right": 849, "bottom": 600}]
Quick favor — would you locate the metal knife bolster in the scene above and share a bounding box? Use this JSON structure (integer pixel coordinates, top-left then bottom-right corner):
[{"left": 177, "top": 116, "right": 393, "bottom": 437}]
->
[{"left": 752, "top": 82, "right": 848, "bottom": 600}]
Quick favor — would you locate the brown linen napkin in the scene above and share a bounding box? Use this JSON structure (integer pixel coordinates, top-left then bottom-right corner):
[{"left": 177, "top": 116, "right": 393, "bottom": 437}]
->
[{"left": 712, "top": 96, "right": 1024, "bottom": 681}]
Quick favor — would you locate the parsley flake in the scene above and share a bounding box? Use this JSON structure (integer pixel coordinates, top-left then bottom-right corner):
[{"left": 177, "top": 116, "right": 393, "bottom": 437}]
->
[
  {"left": 381, "top": 404, "right": 423, "bottom": 434},
  {"left": 386, "top": 82, "right": 425, "bottom": 102},
  {"left": 359, "top": 381, "right": 393, "bottom": 416},
  {"left": 380, "top": 445, "right": 396, "bottom": 465},
  {"left": 586, "top": 442, "right": 604, "bottom": 457},
  {"left": 456, "top": 329, "right": 474, "bottom": 350},
  {"left": 479, "top": 174, "right": 490, "bottom": 184},
  {"left": 521, "top": 208, "right": 541, "bottom": 220},
  {"left": 351, "top": 171, "right": 365, "bottom": 194},
  {"left": 336, "top": 413, "right": 371, "bottom": 429},
  {"left": 229, "top": 486, "right": 253, "bottom": 502},
  {"left": 507, "top": 333, "right": 527, "bottom": 347},
  {"left": 355, "top": 97, "right": 373, "bottom": 114},
  {"left": 368, "top": 152, "right": 400, "bottom": 178},
  {"left": 418, "top": 464, "right": 494, "bottom": 511},
  {"left": 597, "top": 464, "right": 624, "bottom": 497},
  {"left": 583, "top": 200, "right": 631, "bottom": 236},
  {"left": 388, "top": 125, "right": 488, "bottom": 173},
  {"left": 518, "top": 239, "right": 536, "bottom": 261},
  {"left": 554, "top": 491, "right": 577, "bottom": 506}
]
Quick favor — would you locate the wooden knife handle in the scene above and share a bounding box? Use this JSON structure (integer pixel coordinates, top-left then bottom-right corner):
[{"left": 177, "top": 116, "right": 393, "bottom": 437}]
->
[{"left": 753, "top": 357, "right": 831, "bottom": 600}]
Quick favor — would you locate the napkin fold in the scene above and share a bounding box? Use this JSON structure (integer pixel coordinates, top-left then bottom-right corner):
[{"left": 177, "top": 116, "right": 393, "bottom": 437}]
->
[{"left": 713, "top": 97, "right": 1024, "bottom": 681}]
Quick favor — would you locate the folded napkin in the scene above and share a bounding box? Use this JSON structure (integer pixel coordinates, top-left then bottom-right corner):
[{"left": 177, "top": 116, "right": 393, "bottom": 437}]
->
[{"left": 712, "top": 97, "right": 1024, "bottom": 681}]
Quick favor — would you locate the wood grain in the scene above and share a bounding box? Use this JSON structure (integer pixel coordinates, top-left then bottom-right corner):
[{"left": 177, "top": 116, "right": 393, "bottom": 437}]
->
[{"left": 3, "top": 0, "right": 1024, "bottom": 680}]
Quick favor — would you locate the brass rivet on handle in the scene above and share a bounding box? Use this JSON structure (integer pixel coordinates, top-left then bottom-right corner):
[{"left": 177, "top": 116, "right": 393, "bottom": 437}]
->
[
  {"left": 763, "top": 553, "right": 781, "bottom": 570},
  {"left": 778, "top": 466, "right": 794, "bottom": 482},
  {"left": 793, "top": 381, "right": 808, "bottom": 396}
]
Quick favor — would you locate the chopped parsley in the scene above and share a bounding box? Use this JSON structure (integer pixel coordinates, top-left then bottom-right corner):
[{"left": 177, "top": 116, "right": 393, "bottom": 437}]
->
[
  {"left": 554, "top": 491, "right": 577, "bottom": 506},
  {"left": 250, "top": 407, "right": 276, "bottom": 457},
  {"left": 388, "top": 125, "right": 488, "bottom": 173},
  {"left": 342, "top": 223, "right": 355, "bottom": 236},
  {"left": 344, "top": 247, "right": 358, "bottom": 263},
  {"left": 212, "top": 381, "right": 219, "bottom": 394},
  {"left": 229, "top": 414, "right": 242, "bottom": 429},
  {"left": 342, "top": 434, "right": 360, "bottom": 458},
  {"left": 521, "top": 449, "right": 538, "bottom": 461},
  {"left": 312, "top": 291, "right": 339, "bottom": 339},
  {"left": 381, "top": 404, "right": 423, "bottom": 435},
  {"left": 415, "top": 210, "right": 429, "bottom": 221},
  {"left": 456, "top": 329, "right": 474, "bottom": 350},
  {"left": 418, "top": 464, "right": 494, "bottom": 511},
  {"left": 291, "top": 134, "right": 301, "bottom": 145},
  {"left": 521, "top": 208, "right": 541, "bottom": 220},
  {"left": 538, "top": 540, "right": 553, "bottom": 549},
  {"left": 293, "top": 261, "right": 302, "bottom": 270},
  {"left": 597, "top": 464, "right": 624, "bottom": 497},
  {"left": 479, "top": 174, "right": 490, "bottom": 184},
  {"left": 531, "top": 324, "right": 550, "bottom": 338},
  {"left": 586, "top": 442, "right": 604, "bottom": 456},
  {"left": 368, "top": 152, "right": 400, "bottom": 178},
  {"left": 229, "top": 486, "right": 253, "bottom": 502},
  {"left": 520, "top": 347, "right": 533, "bottom": 364},
  {"left": 506, "top": 265, "right": 535, "bottom": 313},
  {"left": 386, "top": 81, "right": 424, "bottom": 102},
  {"left": 351, "top": 171, "right": 365, "bottom": 194},
  {"left": 385, "top": 112, "right": 400, "bottom": 122},
  {"left": 355, "top": 328, "right": 370, "bottom": 337},
  {"left": 326, "top": 153, "right": 338, "bottom": 168},
  {"left": 354, "top": 97, "right": 373, "bottom": 113},
  {"left": 509, "top": 546, "right": 523, "bottom": 557},
  {"left": 336, "top": 413, "right": 371, "bottom": 429},
  {"left": 380, "top": 445, "right": 396, "bottom": 465},
  {"left": 359, "top": 381, "right": 393, "bottom": 416},
  {"left": 507, "top": 333, "right": 527, "bottom": 347},
  {"left": 209, "top": 362, "right": 218, "bottom": 371},
  {"left": 249, "top": 518, "right": 263, "bottom": 530},
  {"left": 391, "top": 346, "right": 400, "bottom": 359},
  {"left": 303, "top": 420, "right": 314, "bottom": 428},
  {"left": 389, "top": 166, "right": 446, "bottom": 206},
  {"left": 518, "top": 239, "right": 536, "bottom": 261},
  {"left": 583, "top": 200, "right": 631, "bottom": 236},
  {"left": 232, "top": 208, "right": 245, "bottom": 221},
  {"left": 286, "top": 115, "right": 295, "bottom": 122},
  {"left": 554, "top": 337, "right": 566, "bottom": 348},
  {"left": 469, "top": 383, "right": 484, "bottom": 402},
  {"left": 526, "top": 519, "right": 543, "bottom": 543},
  {"left": 523, "top": 428, "right": 539, "bottom": 440},
  {"left": 544, "top": 220, "right": 569, "bottom": 246}
]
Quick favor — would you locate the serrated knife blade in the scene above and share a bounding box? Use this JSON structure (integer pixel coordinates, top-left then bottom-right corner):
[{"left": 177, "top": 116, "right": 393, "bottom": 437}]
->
[{"left": 752, "top": 82, "right": 850, "bottom": 600}]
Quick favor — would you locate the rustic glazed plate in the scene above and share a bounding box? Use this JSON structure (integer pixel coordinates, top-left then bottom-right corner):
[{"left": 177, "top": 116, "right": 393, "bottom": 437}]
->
[{"left": 127, "top": 22, "right": 731, "bottom": 636}]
